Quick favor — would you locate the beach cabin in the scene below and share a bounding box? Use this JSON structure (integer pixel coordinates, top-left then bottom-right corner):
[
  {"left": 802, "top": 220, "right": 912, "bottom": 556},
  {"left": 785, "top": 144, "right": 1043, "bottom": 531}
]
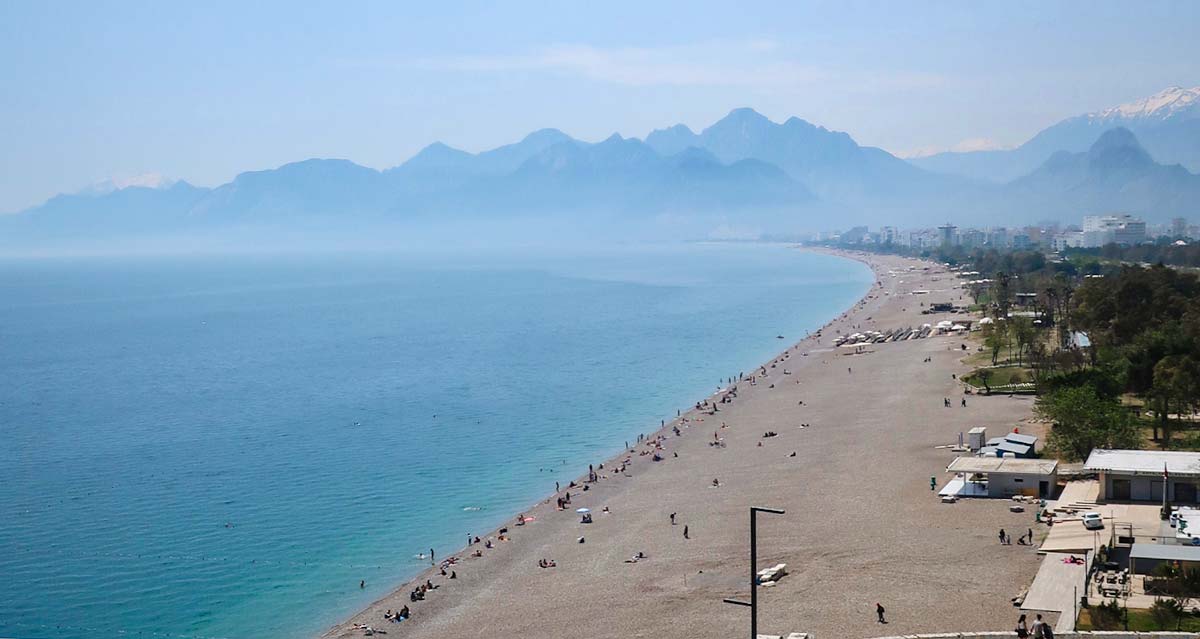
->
[
  {"left": 943, "top": 457, "right": 1058, "bottom": 498},
  {"left": 1085, "top": 449, "right": 1200, "bottom": 504}
]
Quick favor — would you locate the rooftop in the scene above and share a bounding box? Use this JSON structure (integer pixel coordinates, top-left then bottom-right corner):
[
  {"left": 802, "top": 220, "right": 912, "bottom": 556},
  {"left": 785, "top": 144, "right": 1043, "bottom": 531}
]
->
[
  {"left": 1130, "top": 543, "right": 1200, "bottom": 563},
  {"left": 947, "top": 457, "right": 1058, "bottom": 475},
  {"left": 1084, "top": 449, "right": 1200, "bottom": 477}
]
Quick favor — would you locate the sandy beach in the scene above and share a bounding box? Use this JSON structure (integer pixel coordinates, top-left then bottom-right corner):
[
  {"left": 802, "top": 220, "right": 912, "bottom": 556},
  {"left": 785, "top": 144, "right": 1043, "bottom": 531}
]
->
[{"left": 321, "top": 249, "right": 1044, "bottom": 639}]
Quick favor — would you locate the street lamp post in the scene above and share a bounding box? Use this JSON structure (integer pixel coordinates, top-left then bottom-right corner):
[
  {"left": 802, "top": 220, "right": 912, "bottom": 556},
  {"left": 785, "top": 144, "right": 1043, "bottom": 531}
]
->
[{"left": 723, "top": 506, "right": 786, "bottom": 639}]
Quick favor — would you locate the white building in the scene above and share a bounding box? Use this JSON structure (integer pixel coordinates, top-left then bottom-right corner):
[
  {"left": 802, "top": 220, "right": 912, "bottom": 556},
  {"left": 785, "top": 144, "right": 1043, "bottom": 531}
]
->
[
  {"left": 1082, "top": 214, "right": 1147, "bottom": 247},
  {"left": 944, "top": 457, "right": 1058, "bottom": 498},
  {"left": 1052, "top": 231, "right": 1085, "bottom": 251},
  {"left": 1085, "top": 449, "right": 1200, "bottom": 503}
]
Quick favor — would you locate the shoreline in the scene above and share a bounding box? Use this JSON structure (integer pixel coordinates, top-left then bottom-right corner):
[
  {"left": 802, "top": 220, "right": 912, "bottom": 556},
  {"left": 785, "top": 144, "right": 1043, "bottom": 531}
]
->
[
  {"left": 318, "top": 246, "right": 880, "bottom": 637},
  {"left": 321, "top": 246, "right": 1041, "bottom": 639}
]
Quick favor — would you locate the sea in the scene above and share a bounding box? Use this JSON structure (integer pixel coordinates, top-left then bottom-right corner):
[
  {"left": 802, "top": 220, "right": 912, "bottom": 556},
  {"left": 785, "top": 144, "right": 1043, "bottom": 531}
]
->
[{"left": 0, "top": 243, "right": 872, "bottom": 639}]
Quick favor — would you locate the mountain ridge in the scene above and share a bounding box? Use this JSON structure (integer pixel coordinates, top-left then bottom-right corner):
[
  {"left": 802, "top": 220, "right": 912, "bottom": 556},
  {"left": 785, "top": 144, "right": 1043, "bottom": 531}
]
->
[{"left": 913, "top": 85, "right": 1200, "bottom": 181}]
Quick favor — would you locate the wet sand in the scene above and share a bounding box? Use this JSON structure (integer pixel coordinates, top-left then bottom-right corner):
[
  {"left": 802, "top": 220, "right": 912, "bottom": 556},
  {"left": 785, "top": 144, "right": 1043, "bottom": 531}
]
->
[{"left": 321, "top": 249, "right": 1043, "bottom": 639}]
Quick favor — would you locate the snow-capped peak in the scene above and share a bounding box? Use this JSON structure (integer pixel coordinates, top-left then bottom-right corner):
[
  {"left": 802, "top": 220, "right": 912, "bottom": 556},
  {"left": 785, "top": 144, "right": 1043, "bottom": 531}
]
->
[
  {"left": 81, "top": 172, "right": 177, "bottom": 195},
  {"left": 1090, "top": 86, "right": 1200, "bottom": 121}
]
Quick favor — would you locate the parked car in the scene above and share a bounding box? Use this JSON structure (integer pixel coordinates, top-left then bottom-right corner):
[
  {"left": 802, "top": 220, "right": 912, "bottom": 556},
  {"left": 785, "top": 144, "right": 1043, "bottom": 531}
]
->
[{"left": 1082, "top": 512, "right": 1104, "bottom": 530}]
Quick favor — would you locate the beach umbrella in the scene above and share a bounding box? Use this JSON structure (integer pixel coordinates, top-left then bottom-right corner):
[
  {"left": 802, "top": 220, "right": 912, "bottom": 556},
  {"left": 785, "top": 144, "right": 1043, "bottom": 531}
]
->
[{"left": 576, "top": 507, "right": 590, "bottom": 514}]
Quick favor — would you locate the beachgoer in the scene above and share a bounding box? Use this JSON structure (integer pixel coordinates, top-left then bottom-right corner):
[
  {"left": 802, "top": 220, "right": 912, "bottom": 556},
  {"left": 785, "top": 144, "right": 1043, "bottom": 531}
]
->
[
  {"left": 670, "top": 512, "right": 676, "bottom": 525},
  {"left": 999, "top": 529, "right": 1006, "bottom": 544},
  {"left": 683, "top": 525, "right": 689, "bottom": 539},
  {"left": 876, "top": 602, "right": 886, "bottom": 623},
  {"left": 961, "top": 397, "right": 967, "bottom": 407},
  {"left": 360, "top": 580, "right": 365, "bottom": 589},
  {"left": 1031, "top": 614, "right": 1045, "bottom": 639},
  {"left": 1016, "top": 613, "right": 1029, "bottom": 638}
]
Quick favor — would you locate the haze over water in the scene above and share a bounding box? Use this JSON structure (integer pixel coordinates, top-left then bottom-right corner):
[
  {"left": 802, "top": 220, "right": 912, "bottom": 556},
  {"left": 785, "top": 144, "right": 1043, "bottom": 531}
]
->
[{"left": 0, "top": 243, "right": 872, "bottom": 639}]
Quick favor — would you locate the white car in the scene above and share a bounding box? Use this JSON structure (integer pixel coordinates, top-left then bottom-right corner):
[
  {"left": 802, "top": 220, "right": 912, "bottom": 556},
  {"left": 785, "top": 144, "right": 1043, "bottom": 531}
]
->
[{"left": 1082, "top": 512, "right": 1104, "bottom": 530}]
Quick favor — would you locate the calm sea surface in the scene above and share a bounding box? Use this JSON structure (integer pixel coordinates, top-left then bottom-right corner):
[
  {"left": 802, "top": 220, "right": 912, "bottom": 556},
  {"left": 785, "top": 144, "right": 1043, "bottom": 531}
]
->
[{"left": 0, "top": 243, "right": 871, "bottom": 639}]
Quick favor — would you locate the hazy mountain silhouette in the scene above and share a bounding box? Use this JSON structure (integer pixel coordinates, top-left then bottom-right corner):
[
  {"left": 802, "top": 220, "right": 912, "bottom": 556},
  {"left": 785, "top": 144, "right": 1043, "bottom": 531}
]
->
[
  {"left": 7, "top": 108, "right": 1200, "bottom": 253},
  {"left": 914, "top": 86, "right": 1200, "bottom": 181},
  {"left": 1005, "top": 127, "right": 1200, "bottom": 216},
  {"left": 647, "top": 108, "right": 978, "bottom": 211}
]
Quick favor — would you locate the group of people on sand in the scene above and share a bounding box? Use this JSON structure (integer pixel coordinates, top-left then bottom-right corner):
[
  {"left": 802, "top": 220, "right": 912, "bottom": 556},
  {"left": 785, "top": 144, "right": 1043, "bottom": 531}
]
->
[
  {"left": 537, "top": 558, "right": 557, "bottom": 568},
  {"left": 383, "top": 606, "right": 410, "bottom": 622},
  {"left": 409, "top": 579, "right": 438, "bottom": 602},
  {"left": 998, "top": 527, "right": 1035, "bottom": 546}
]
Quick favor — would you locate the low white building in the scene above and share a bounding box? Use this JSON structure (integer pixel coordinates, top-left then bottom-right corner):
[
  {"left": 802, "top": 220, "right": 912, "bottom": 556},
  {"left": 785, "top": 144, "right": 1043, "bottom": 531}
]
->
[
  {"left": 1084, "top": 449, "right": 1200, "bottom": 503},
  {"left": 944, "top": 457, "right": 1058, "bottom": 498}
]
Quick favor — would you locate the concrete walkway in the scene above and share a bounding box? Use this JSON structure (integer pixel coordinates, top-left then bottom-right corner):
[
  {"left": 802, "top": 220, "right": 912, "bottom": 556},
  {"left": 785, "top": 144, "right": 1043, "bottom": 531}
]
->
[{"left": 1022, "top": 552, "right": 1090, "bottom": 632}]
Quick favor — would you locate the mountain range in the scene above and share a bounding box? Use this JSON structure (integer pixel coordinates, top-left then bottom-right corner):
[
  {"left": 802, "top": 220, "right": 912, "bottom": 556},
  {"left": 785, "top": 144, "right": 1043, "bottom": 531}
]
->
[
  {"left": 913, "top": 86, "right": 1200, "bottom": 182},
  {"left": 5, "top": 86, "right": 1200, "bottom": 252}
]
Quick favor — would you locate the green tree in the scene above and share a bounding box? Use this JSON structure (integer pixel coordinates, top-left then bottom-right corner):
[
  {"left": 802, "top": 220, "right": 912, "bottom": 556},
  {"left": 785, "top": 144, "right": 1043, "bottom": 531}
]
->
[
  {"left": 1149, "top": 355, "right": 1200, "bottom": 448},
  {"left": 1037, "top": 385, "right": 1141, "bottom": 461},
  {"left": 976, "top": 368, "right": 993, "bottom": 395},
  {"left": 983, "top": 322, "right": 1008, "bottom": 365},
  {"left": 1011, "top": 317, "right": 1037, "bottom": 366},
  {"left": 1150, "top": 598, "right": 1182, "bottom": 630},
  {"left": 1090, "top": 599, "right": 1124, "bottom": 629}
]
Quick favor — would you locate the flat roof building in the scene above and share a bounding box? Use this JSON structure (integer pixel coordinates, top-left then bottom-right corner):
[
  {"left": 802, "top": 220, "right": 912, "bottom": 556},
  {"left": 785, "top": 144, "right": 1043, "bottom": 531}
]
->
[
  {"left": 1084, "top": 449, "right": 1200, "bottom": 503},
  {"left": 944, "top": 457, "right": 1058, "bottom": 498},
  {"left": 1129, "top": 543, "right": 1200, "bottom": 575}
]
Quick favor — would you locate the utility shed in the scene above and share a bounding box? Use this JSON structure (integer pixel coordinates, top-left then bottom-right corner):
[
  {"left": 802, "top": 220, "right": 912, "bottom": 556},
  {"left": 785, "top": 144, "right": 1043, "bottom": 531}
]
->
[
  {"left": 1085, "top": 449, "right": 1200, "bottom": 503},
  {"left": 946, "top": 457, "right": 1058, "bottom": 498},
  {"left": 984, "top": 433, "right": 1039, "bottom": 458},
  {"left": 995, "top": 441, "right": 1033, "bottom": 457},
  {"left": 1007, "top": 433, "right": 1038, "bottom": 447},
  {"left": 1129, "top": 543, "right": 1200, "bottom": 575}
]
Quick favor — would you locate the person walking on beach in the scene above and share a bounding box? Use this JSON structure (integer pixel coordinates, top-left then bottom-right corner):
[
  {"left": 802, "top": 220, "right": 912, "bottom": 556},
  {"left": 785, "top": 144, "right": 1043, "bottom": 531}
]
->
[
  {"left": 670, "top": 512, "right": 676, "bottom": 525},
  {"left": 1031, "top": 614, "right": 1045, "bottom": 639},
  {"left": 1027, "top": 528, "right": 1033, "bottom": 545},
  {"left": 683, "top": 525, "right": 689, "bottom": 540},
  {"left": 1016, "top": 613, "right": 1029, "bottom": 638},
  {"left": 999, "top": 528, "right": 1007, "bottom": 544},
  {"left": 962, "top": 397, "right": 967, "bottom": 407},
  {"left": 876, "top": 602, "right": 886, "bottom": 623}
]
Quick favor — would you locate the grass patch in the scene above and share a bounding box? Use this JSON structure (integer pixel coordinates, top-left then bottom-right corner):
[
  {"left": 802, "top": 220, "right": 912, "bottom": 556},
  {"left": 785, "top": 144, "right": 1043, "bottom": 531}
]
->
[
  {"left": 963, "top": 365, "right": 1034, "bottom": 392},
  {"left": 1077, "top": 605, "right": 1200, "bottom": 631}
]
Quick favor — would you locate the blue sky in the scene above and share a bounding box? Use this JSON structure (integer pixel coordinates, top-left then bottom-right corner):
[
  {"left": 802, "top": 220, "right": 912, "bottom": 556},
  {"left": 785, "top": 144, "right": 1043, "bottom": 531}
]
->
[{"left": 2, "top": 1, "right": 1198, "bottom": 212}]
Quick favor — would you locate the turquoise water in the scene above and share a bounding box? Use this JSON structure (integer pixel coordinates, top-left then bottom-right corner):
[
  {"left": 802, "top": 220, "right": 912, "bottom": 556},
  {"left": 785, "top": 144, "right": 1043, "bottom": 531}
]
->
[{"left": 0, "top": 243, "right": 872, "bottom": 639}]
